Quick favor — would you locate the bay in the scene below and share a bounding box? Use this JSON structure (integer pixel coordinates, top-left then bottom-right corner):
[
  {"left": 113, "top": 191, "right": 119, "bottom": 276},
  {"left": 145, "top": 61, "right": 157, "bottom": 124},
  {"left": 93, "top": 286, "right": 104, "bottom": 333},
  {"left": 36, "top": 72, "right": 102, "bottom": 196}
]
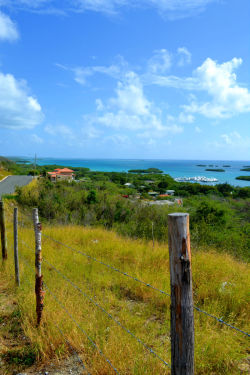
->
[{"left": 10, "top": 157, "right": 250, "bottom": 187}]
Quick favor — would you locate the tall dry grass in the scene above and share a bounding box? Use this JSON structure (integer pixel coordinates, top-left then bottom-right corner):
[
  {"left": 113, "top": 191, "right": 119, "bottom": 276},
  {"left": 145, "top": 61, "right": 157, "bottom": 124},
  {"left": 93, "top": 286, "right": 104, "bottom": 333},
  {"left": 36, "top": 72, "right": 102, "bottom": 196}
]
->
[{"left": 1, "top": 202, "right": 249, "bottom": 374}]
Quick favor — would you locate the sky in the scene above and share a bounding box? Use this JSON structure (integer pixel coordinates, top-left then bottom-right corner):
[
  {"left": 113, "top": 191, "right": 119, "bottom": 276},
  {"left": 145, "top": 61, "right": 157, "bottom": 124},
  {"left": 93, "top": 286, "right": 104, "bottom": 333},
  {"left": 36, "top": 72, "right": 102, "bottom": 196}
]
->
[{"left": 0, "top": 0, "right": 249, "bottom": 160}]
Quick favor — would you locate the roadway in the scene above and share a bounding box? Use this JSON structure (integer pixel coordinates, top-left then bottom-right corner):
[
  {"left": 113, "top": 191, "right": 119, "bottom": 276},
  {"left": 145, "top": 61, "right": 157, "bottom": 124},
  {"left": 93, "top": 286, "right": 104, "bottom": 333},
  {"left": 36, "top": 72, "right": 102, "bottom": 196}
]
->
[{"left": 0, "top": 176, "right": 33, "bottom": 199}]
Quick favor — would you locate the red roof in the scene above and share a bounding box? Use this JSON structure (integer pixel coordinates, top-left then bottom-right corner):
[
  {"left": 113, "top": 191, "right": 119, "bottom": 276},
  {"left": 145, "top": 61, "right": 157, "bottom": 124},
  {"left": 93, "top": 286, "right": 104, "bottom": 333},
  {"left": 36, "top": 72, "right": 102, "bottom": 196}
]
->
[
  {"left": 57, "top": 168, "right": 74, "bottom": 173},
  {"left": 159, "top": 194, "right": 170, "bottom": 197}
]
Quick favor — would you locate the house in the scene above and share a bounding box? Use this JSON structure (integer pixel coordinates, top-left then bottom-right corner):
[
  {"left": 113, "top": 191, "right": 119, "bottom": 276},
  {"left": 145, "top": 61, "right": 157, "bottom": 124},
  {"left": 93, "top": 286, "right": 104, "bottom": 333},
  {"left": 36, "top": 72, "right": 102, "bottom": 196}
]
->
[
  {"left": 148, "top": 191, "right": 159, "bottom": 197},
  {"left": 124, "top": 182, "right": 135, "bottom": 188},
  {"left": 48, "top": 168, "right": 75, "bottom": 182},
  {"left": 166, "top": 190, "right": 175, "bottom": 196}
]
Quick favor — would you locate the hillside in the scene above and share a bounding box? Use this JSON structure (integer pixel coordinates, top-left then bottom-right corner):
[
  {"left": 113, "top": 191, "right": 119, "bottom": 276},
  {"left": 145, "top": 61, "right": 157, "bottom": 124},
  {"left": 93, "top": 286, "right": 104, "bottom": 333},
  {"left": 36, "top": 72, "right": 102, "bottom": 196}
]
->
[{"left": 0, "top": 200, "right": 249, "bottom": 374}]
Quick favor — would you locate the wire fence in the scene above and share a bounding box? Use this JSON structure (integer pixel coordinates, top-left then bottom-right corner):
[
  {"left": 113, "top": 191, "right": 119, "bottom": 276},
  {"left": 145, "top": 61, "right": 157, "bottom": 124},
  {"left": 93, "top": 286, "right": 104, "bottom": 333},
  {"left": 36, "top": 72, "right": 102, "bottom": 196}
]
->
[{"left": 1, "top": 205, "right": 250, "bottom": 375}]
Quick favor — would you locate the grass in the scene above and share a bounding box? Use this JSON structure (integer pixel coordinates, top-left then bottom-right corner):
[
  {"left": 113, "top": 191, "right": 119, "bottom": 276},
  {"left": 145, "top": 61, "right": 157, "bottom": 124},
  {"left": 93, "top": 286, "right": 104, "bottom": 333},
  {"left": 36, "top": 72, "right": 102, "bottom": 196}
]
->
[
  {"left": 1, "top": 201, "right": 250, "bottom": 374},
  {"left": 0, "top": 168, "right": 10, "bottom": 181}
]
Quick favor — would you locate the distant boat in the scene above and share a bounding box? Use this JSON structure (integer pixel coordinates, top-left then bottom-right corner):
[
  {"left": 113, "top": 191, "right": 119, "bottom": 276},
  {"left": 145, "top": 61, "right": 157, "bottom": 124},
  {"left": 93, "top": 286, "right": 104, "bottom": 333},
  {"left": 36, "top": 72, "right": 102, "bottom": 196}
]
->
[{"left": 175, "top": 176, "right": 218, "bottom": 183}]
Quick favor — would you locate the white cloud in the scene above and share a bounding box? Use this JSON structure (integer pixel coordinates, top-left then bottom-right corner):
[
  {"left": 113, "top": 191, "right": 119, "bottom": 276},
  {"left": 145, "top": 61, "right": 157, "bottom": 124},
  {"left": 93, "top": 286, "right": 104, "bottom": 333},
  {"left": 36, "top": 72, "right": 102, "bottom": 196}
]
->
[
  {"left": 195, "top": 126, "right": 201, "bottom": 133},
  {"left": 44, "top": 124, "right": 75, "bottom": 139},
  {"left": 221, "top": 131, "right": 241, "bottom": 145},
  {"left": 84, "top": 71, "right": 182, "bottom": 140},
  {"left": 0, "top": 72, "right": 43, "bottom": 129},
  {"left": 177, "top": 47, "right": 192, "bottom": 66},
  {"left": 183, "top": 57, "right": 250, "bottom": 118},
  {"left": 81, "top": 125, "right": 102, "bottom": 139},
  {"left": 147, "top": 49, "right": 172, "bottom": 74},
  {"left": 104, "top": 134, "right": 130, "bottom": 144},
  {"left": 56, "top": 56, "right": 127, "bottom": 86},
  {"left": 0, "top": 11, "right": 18, "bottom": 41},
  {"left": 178, "top": 112, "right": 194, "bottom": 123},
  {"left": 31, "top": 134, "right": 44, "bottom": 144},
  {"left": 74, "top": 0, "right": 218, "bottom": 18},
  {"left": 0, "top": 0, "right": 219, "bottom": 18}
]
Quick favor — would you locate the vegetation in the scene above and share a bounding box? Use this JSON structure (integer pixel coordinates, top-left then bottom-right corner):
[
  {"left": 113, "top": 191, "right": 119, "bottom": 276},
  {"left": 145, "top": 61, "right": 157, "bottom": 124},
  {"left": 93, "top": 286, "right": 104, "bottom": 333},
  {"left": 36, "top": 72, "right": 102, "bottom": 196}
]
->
[
  {"left": 0, "top": 167, "right": 10, "bottom": 181},
  {"left": 196, "top": 164, "right": 206, "bottom": 167},
  {"left": 128, "top": 168, "right": 163, "bottom": 174},
  {"left": 13, "top": 179, "right": 250, "bottom": 261},
  {"left": 236, "top": 176, "right": 250, "bottom": 181},
  {"left": 240, "top": 168, "right": 250, "bottom": 172},
  {"left": 1, "top": 201, "right": 249, "bottom": 374},
  {"left": 205, "top": 168, "right": 225, "bottom": 172}
]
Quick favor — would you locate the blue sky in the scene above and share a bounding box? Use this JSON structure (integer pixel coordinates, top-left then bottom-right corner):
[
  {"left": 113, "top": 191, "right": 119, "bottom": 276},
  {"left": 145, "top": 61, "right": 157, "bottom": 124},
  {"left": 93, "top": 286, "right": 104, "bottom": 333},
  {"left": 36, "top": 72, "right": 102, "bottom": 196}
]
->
[{"left": 0, "top": 0, "right": 249, "bottom": 160}]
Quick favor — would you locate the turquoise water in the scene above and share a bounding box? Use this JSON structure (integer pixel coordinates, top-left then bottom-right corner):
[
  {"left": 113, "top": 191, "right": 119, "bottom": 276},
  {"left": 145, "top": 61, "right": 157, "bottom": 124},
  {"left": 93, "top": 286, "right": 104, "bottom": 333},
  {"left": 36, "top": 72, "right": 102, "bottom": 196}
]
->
[{"left": 11, "top": 157, "right": 250, "bottom": 187}]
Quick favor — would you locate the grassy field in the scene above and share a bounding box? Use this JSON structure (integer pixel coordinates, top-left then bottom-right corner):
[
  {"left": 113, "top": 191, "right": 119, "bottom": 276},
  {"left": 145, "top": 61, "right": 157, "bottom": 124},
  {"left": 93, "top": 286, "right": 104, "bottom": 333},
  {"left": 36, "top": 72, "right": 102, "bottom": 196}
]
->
[
  {"left": 0, "top": 168, "right": 10, "bottom": 181},
  {"left": 1, "top": 201, "right": 249, "bottom": 374}
]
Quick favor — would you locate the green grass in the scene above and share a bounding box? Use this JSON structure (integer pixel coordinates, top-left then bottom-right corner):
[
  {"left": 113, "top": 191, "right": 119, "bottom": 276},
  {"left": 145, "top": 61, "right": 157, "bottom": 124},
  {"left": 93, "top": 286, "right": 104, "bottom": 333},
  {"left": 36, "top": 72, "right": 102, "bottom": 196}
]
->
[{"left": 1, "top": 202, "right": 249, "bottom": 374}]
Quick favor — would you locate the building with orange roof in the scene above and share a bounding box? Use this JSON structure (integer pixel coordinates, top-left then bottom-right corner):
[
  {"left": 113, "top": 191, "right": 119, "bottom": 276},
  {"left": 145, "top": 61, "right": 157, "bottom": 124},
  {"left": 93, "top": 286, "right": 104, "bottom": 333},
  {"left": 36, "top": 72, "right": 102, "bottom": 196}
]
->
[{"left": 47, "top": 168, "right": 74, "bottom": 182}]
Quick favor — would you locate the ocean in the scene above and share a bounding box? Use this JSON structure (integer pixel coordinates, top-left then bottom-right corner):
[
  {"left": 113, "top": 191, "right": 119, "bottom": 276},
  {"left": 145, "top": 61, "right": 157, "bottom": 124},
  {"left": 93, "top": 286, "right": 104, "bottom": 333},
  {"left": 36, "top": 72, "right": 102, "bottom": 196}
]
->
[{"left": 12, "top": 157, "right": 250, "bottom": 187}]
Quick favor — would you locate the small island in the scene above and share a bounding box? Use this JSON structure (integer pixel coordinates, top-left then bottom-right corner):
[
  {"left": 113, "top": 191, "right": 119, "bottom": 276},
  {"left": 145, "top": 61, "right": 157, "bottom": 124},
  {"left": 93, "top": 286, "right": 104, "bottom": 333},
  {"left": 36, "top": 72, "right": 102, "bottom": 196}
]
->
[
  {"left": 205, "top": 168, "right": 225, "bottom": 172},
  {"left": 197, "top": 164, "right": 206, "bottom": 167},
  {"left": 240, "top": 168, "right": 250, "bottom": 172},
  {"left": 223, "top": 165, "right": 231, "bottom": 167},
  {"left": 128, "top": 168, "right": 163, "bottom": 174},
  {"left": 236, "top": 176, "right": 250, "bottom": 181}
]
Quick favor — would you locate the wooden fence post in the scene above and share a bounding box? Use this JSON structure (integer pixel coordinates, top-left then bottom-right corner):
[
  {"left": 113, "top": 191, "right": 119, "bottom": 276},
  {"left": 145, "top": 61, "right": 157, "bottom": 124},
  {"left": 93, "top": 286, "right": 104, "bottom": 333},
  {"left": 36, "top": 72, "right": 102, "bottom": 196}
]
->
[
  {"left": 0, "top": 201, "right": 7, "bottom": 260},
  {"left": 168, "top": 213, "right": 194, "bottom": 375},
  {"left": 13, "top": 207, "right": 20, "bottom": 286},
  {"left": 33, "top": 208, "right": 44, "bottom": 326}
]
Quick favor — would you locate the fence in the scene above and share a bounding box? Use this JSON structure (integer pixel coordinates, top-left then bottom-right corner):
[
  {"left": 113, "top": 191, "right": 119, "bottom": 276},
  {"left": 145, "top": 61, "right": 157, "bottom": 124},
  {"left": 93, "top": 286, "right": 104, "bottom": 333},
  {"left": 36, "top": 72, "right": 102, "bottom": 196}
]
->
[{"left": 0, "top": 201, "right": 249, "bottom": 375}]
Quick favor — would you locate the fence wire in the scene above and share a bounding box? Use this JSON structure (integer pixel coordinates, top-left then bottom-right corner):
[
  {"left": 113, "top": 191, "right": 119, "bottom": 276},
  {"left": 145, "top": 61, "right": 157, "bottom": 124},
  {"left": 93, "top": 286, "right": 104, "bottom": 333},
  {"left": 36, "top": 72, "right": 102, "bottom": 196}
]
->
[
  {"left": 43, "top": 256, "right": 171, "bottom": 369},
  {"left": 42, "top": 233, "right": 170, "bottom": 297},
  {"left": 194, "top": 306, "right": 250, "bottom": 337},
  {"left": 51, "top": 322, "right": 91, "bottom": 375},
  {"left": 40, "top": 234, "right": 250, "bottom": 338},
  {"left": 18, "top": 227, "right": 250, "bottom": 339},
  {"left": 44, "top": 282, "right": 121, "bottom": 375}
]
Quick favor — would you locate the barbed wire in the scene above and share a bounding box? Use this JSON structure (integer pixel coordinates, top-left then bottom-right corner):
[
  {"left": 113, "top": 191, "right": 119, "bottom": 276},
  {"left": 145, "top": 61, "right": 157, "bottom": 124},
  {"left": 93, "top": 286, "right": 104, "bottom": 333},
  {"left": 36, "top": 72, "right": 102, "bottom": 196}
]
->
[
  {"left": 42, "top": 233, "right": 171, "bottom": 297},
  {"left": 20, "top": 235, "right": 250, "bottom": 338},
  {"left": 43, "top": 257, "right": 171, "bottom": 369},
  {"left": 52, "top": 322, "right": 91, "bottom": 375},
  {"left": 194, "top": 306, "right": 250, "bottom": 337},
  {"left": 44, "top": 282, "right": 120, "bottom": 375}
]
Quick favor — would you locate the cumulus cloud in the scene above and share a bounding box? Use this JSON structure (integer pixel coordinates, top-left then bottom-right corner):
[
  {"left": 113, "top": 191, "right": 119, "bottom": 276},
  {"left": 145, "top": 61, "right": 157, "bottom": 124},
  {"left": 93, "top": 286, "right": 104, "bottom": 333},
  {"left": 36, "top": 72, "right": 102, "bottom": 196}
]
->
[
  {"left": 84, "top": 71, "right": 183, "bottom": 143},
  {"left": 0, "top": 11, "right": 18, "bottom": 41},
  {"left": 0, "top": 72, "right": 43, "bottom": 129},
  {"left": 183, "top": 57, "right": 250, "bottom": 118},
  {"left": 146, "top": 56, "right": 250, "bottom": 119}
]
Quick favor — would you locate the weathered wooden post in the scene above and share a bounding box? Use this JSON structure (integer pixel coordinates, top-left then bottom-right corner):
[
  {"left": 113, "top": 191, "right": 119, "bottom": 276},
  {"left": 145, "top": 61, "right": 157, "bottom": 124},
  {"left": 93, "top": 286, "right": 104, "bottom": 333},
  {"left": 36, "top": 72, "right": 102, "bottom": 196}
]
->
[
  {"left": 168, "top": 213, "right": 194, "bottom": 375},
  {"left": 0, "top": 201, "right": 7, "bottom": 260},
  {"left": 33, "top": 208, "right": 44, "bottom": 326},
  {"left": 13, "top": 207, "right": 20, "bottom": 286}
]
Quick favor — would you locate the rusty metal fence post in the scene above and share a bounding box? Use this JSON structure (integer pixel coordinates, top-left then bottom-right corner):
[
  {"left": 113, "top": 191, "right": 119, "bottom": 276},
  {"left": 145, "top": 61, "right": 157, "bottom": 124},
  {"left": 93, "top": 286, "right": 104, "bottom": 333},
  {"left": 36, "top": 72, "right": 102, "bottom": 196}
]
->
[
  {"left": 33, "top": 208, "right": 44, "bottom": 326},
  {"left": 168, "top": 213, "right": 194, "bottom": 375}
]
